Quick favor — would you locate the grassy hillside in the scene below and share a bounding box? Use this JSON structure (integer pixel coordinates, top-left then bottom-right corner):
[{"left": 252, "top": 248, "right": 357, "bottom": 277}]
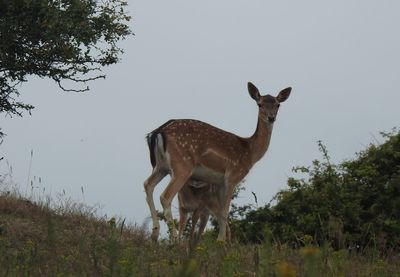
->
[{"left": 0, "top": 191, "right": 399, "bottom": 276}]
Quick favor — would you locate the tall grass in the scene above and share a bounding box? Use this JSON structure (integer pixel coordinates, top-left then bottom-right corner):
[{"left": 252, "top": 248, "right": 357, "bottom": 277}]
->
[
  {"left": 1, "top": 196, "right": 399, "bottom": 275},
  {"left": 0, "top": 174, "right": 399, "bottom": 276}
]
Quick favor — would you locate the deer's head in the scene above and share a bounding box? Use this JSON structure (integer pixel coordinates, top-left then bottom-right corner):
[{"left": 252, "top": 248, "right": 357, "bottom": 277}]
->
[{"left": 248, "top": 82, "right": 291, "bottom": 124}]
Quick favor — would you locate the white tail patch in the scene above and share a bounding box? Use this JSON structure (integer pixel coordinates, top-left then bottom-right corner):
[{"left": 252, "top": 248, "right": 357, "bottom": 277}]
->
[
  {"left": 154, "top": 133, "right": 171, "bottom": 169},
  {"left": 156, "top": 133, "right": 164, "bottom": 152}
]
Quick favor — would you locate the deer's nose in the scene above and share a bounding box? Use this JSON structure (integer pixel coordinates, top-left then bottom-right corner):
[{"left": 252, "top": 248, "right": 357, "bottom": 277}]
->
[{"left": 268, "top": 116, "right": 276, "bottom": 122}]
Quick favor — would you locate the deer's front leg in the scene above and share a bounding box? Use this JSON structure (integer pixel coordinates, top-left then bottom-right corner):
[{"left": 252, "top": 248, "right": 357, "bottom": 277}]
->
[
  {"left": 215, "top": 183, "right": 233, "bottom": 242},
  {"left": 217, "top": 173, "right": 244, "bottom": 242}
]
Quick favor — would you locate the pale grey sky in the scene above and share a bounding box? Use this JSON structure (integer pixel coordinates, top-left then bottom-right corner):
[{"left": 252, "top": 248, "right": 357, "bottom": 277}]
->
[{"left": 1, "top": 1, "right": 399, "bottom": 232}]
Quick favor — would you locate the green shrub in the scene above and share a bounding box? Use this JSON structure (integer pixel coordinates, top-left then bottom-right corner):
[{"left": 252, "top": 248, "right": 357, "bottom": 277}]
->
[{"left": 229, "top": 130, "right": 400, "bottom": 251}]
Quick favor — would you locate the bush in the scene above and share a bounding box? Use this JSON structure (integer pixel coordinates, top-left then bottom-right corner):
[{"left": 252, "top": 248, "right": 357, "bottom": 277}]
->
[{"left": 229, "top": 129, "right": 400, "bottom": 251}]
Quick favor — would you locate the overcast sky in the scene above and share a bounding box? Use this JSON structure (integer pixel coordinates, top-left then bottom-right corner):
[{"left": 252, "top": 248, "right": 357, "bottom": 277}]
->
[{"left": 1, "top": 1, "right": 399, "bottom": 232}]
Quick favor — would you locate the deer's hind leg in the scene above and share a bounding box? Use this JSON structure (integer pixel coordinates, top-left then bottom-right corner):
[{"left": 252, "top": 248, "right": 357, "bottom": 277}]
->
[
  {"left": 160, "top": 168, "right": 192, "bottom": 239},
  {"left": 144, "top": 168, "right": 167, "bottom": 241}
]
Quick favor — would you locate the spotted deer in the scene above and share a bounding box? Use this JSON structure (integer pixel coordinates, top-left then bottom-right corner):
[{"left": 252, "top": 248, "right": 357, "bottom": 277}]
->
[
  {"left": 178, "top": 180, "right": 230, "bottom": 243},
  {"left": 144, "top": 82, "right": 291, "bottom": 241}
]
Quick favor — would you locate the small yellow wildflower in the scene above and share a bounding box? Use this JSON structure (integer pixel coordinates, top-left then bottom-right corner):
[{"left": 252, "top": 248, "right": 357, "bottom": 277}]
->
[
  {"left": 302, "top": 234, "right": 313, "bottom": 244},
  {"left": 196, "top": 245, "right": 205, "bottom": 253},
  {"left": 26, "top": 239, "right": 34, "bottom": 248},
  {"left": 216, "top": 240, "right": 226, "bottom": 246},
  {"left": 118, "top": 259, "right": 129, "bottom": 266},
  {"left": 276, "top": 261, "right": 296, "bottom": 277},
  {"left": 299, "top": 246, "right": 320, "bottom": 257}
]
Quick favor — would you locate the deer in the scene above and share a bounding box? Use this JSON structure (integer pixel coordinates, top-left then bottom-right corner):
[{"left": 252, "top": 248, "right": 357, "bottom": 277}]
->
[
  {"left": 177, "top": 180, "right": 231, "bottom": 243},
  {"left": 144, "top": 82, "right": 291, "bottom": 241}
]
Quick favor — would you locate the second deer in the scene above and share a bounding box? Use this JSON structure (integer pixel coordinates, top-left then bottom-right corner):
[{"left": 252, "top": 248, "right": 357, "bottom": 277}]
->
[{"left": 178, "top": 180, "right": 230, "bottom": 243}]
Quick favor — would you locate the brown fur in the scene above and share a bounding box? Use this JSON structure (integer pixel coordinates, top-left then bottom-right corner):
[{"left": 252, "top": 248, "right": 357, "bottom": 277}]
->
[{"left": 144, "top": 82, "right": 291, "bottom": 241}]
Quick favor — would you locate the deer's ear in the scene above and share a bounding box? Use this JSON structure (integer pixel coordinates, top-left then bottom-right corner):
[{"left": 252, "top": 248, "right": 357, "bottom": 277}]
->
[
  {"left": 276, "top": 87, "right": 291, "bottom": 103},
  {"left": 248, "top": 82, "right": 261, "bottom": 102}
]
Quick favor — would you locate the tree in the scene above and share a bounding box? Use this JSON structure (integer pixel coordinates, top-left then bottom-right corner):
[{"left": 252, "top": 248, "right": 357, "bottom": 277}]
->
[{"left": 0, "top": 0, "right": 131, "bottom": 128}]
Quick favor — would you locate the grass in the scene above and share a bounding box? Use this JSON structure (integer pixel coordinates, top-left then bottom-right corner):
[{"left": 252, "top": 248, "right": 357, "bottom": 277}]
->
[{"left": 0, "top": 183, "right": 399, "bottom": 276}]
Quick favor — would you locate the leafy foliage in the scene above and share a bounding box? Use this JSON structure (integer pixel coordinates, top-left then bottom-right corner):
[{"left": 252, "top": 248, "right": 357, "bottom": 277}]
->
[
  {"left": 0, "top": 0, "right": 131, "bottom": 118},
  {"left": 228, "top": 130, "right": 400, "bottom": 250}
]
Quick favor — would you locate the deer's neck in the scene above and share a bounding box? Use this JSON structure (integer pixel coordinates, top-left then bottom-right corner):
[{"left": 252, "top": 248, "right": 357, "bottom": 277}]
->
[{"left": 248, "top": 111, "right": 274, "bottom": 163}]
